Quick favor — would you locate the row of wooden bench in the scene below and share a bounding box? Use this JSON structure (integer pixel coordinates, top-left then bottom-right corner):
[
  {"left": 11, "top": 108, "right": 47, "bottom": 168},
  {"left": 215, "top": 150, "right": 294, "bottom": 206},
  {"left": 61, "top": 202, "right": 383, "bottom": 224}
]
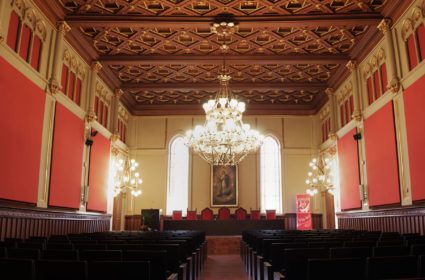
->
[
  {"left": 0, "top": 230, "right": 207, "bottom": 280},
  {"left": 241, "top": 229, "right": 425, "bottom": 280}
]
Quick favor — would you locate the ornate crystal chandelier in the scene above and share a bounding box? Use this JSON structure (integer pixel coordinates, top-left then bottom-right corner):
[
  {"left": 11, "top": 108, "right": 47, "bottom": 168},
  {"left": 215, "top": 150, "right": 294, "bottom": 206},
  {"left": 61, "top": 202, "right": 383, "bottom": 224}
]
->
[
  {"left": 305, "top": 157, "right": 334, "bottom": 196},
  {"left": 185, "top": 69, "right": 264, "bottom": 165},
  {"left": 184, "top": 14, "right": 263, "bottom": 165},
  {"left": 113, "top": 158, "right": 143, "bottom": 197}
]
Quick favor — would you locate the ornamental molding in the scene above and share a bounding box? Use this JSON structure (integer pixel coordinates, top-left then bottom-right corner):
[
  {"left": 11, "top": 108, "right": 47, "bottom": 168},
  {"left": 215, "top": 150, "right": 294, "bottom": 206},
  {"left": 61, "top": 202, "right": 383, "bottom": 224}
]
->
[
  {"left": 362, "top": 48, "right": 386, "bottom": 78},
  {"left": 336, "top": 81, "right": 353, "bottom": 103},
  {"left": 63, "top": 48, "right": 87, "bottom": 79},
  {"left": 11, "top": 0, "right": 48, "bottom": 41},
  {"left": 401, "top": 2, "right": 425, "bottom": 41}
]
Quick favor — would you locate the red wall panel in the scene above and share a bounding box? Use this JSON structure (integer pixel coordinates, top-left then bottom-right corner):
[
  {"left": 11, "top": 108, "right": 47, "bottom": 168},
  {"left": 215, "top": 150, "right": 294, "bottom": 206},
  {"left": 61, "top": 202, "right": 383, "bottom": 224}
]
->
[
  {"left": 345, "top": 100, "right": 350, "bottom": 123},
  {"left": 6, "top": 11, "right": 20, "bottom": 51},
  {"left": 374, "top": 71, "right": 381, "bottom": 99},
  {"left": 338, "top": 128, "right": 361, "bottom": 210},
  {"left": 404, "top": 74, "right": 425, "bottom": 201},
  {"left": 68, "top": 72, "right": 75, "bottom": 100},
  {"left": 417, "top": 25, "right": 425, "bottom": 61},
  {"left": 0, "top": 57, "right": 45, "bottom": 203},
  {"left": 87, "top": 133, "right": 111, "bottom": 212},
  {"left": 380, "top": 64, "right": 388, "bottom": 94},
  {"left": 19, "top": 25, "right": 31, "bottom": 61},
  {"left": 349, "top": 95, "right": 354, "bottom": 116},
  {"left": 75, "top": 78, "right": 81, "bottom": 106},
  {"left": 340, "top": 104, "right": 345, "bottom": 126},
  {"left": 30, "top": 36, "right": 41, "bottom": 71},
  {"left": 407, "top": 35, "right": 418, "bottom": 70},
  {"left": 61, "top": 65, "right": 68, "bottom": 95},
  {"left": 364, "top": 102, "right": 400, "bottom": 206},
  {"left": 49, "top": 104, "right": 84, "bottom": 209},
  {"left": 367, "top": 77, "right": 374, "bottom": 105}
]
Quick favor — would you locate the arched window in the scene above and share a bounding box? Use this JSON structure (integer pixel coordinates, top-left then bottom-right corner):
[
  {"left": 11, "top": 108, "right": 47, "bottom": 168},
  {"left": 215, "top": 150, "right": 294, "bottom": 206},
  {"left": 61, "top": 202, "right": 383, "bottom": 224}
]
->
[
  {"left": 166, "top": 136, "right": 189, "bottom": 215},
  {"left": 260, "top": 135, "right": 282, "bottom": 214}
]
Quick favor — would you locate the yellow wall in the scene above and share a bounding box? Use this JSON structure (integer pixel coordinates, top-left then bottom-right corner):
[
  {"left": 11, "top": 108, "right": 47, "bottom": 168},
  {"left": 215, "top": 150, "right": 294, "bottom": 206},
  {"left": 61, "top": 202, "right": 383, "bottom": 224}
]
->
[{"left": 125, "top": 115, "right": 322, "bottom": 215}]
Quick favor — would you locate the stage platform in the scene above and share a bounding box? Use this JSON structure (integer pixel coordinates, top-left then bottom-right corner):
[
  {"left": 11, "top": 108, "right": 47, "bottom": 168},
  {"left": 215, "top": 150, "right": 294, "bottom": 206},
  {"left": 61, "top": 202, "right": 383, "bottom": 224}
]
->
[
  {"left": 207, "top": 235, "right": 241, "bottom": 255},
  {"left": 163, "top": 219, "right": 285, "bottom": 235}
]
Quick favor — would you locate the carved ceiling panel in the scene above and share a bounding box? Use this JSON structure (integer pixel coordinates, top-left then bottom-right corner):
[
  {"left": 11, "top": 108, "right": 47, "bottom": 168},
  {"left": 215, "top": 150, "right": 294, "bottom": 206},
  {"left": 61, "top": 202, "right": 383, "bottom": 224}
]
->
[
  {"left": 80, "top": 25, "right": 368, "bottom": 55},
  {"left": 110, "top": 63, "right": 340, "bottom": 83},
  {"left": 127, "top": 88, "right": 322, "bottom": 105},
  {"left": 59, "top": 0, "right": 386, "bottom": 17},
  {"left": 49, "top": 0, "right": 398, "bottom": 115}
]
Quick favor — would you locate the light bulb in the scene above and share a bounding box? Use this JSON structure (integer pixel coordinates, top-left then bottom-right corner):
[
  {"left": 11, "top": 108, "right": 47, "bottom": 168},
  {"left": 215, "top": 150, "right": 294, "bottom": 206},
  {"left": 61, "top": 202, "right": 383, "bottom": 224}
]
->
[
  {"left": 131, "top": 159, "right": 135, "bottom": 163},
  {"left": 308, "top": 172, "right": 313, "bottom": 177},
  {"left": 237, "top": 102, "right": 245, "bottom": 112},
  {"left": 135, "top": 173, "right": 139, "bottom": 177},
  {"left": 219, "top": 98, "right": 227, "bottom": 107},
  {"left": 230, "top": 99, "right": 238, "bottom": 108},
  {"left": 138, "top": 179, "right": 143, "bottom": 184}
]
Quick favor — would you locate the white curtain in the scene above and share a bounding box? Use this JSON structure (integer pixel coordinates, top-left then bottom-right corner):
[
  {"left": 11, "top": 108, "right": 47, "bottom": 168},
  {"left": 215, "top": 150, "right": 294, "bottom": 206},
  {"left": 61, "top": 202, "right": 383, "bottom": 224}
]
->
[
  {"left": 166, "top": 136, "right": 189, "bottom": 215},
  {"left": 260, "top": 136, "right": 282, "bottom": 214}
]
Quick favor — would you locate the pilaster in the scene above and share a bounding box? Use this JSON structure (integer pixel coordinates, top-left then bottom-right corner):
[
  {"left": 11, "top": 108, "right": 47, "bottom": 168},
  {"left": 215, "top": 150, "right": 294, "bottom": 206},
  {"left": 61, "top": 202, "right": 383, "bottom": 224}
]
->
[
  {"left": 346, "top": 60, "right": 369, "bottom": 210},
  {"left": 36, "top": 94, "right": 56, "bottom": 208},
  {"left": 346, "top": 60, "right": 363, "bottom": 123},
  {"left": 86, "top": 61, "right": 102, "bottom": 123},
  {"left": 378, "top": 19, "right": 401, "bottom": 94},
  {"left": 325, "top": 88, "right": 337, "bottom": 140},
  {"left": 111, "top": 89, "right": 124, "bottom": 141},
  {"left": 49, "top": 21, "right": 70, "bottom": 95}
]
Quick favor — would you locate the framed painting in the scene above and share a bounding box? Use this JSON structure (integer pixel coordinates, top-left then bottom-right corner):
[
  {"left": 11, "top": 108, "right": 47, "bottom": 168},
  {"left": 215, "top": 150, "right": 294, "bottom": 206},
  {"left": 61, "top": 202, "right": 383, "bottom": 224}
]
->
[{"left": 211, "top": 165, "right": 238, "bottom": 207}]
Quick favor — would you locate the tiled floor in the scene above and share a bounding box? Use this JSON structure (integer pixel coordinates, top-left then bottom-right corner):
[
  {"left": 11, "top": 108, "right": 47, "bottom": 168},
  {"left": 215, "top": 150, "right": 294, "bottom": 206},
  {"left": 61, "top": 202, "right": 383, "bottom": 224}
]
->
[{"left": 200, "top": 254, "right": 248, "bottom": 280}]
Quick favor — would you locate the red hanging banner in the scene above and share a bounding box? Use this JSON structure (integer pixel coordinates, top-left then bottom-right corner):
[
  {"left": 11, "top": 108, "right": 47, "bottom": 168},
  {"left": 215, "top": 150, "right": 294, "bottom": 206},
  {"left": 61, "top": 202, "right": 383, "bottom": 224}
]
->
[{"left": 296, "top": 194, "right": 312, "bottom": 230}]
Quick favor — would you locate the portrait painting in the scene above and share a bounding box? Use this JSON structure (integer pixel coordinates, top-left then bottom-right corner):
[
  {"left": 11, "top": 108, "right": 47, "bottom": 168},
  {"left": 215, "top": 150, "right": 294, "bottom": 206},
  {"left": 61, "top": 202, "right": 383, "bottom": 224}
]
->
[{"left": 211, "top": 165, "right": 238, "bottom": 207}]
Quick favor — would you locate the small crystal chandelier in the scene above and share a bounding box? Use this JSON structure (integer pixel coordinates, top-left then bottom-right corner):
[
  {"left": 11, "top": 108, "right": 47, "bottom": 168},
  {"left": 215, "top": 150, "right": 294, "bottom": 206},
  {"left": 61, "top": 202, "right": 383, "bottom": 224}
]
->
[
  {"left": 113, "top": 158, "right": 143, "bottom": 197},
  {"left": 305, "top": 157, "right": 334, "bottom": 196}
]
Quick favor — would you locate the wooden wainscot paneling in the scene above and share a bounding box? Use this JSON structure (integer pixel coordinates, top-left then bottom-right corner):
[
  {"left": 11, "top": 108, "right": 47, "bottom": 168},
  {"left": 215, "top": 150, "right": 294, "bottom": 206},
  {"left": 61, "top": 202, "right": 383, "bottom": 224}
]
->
[
  {"left": 337, "top": 207, "right": 425, "bottom": 235},
  {"left": 283, "top": 213, "right": 323, "bottom": 230},
  {"left": 125, "top": 213, "right": 322, "bottom": 231},
  {"left": 0, "top": 202, "right": 111, "bottom": 240}
]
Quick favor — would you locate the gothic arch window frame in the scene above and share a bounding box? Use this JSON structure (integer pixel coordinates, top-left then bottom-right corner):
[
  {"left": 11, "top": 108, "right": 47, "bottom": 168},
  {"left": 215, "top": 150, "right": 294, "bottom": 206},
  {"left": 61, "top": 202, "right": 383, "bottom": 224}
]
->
[
  {"left": 166, "top": 134, "right": 190, "bottom": 216},
  {"left": 259, "top": 134, "right": 283, "bottom": 214}
]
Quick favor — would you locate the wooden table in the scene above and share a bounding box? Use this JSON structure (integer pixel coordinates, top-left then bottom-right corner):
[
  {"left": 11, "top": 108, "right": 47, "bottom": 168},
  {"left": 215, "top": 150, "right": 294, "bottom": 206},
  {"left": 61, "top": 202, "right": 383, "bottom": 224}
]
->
[{"left": 163, "top": 219, "right": 286, "bottom": 235}]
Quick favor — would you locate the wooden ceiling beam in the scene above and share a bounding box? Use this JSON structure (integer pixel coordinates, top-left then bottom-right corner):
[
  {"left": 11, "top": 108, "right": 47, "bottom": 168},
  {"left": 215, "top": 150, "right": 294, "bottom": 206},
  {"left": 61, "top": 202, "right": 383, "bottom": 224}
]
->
[
  {"left": 100, "top": 54, "right": 347, "bottom": 65},
  {"left": 129, "top": 104, "right": 318, "bottom": 116},
  {"left": 66, "top": 14, "right": 383, "bottom": 28},
  {"left": 122, "top": 82, "right": 326, "bottom": 91}
]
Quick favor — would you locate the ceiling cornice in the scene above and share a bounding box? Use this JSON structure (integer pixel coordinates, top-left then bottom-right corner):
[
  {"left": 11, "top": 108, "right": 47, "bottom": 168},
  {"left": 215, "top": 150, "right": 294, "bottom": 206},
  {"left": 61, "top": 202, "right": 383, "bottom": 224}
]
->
[
  {"left": 122, "top": 82, "right": 326, "bottom": 91},
  {"left": 99, "top": 54, "right": 348, "bottom": 65},
  {"left": 65, "top": 14, "right": 383, "bottom": 28}
]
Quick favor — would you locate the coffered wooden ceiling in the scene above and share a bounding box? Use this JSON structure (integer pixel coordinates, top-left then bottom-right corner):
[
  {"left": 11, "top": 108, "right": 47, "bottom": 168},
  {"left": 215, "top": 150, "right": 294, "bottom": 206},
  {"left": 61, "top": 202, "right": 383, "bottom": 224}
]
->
[{"left": 38, "top": 0, "right": 409, "bottom": 115}]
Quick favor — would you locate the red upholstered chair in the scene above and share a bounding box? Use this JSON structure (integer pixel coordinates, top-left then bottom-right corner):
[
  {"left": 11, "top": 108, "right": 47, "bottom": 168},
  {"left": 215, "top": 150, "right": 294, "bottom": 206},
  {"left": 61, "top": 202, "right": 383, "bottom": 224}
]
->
[
  {"left": 250, "top": 209, "right": 260, "bottom": 220},
  {"left": 266, "top": 209, "right": 276, "bottom": 220},
  {"left": 172, "top": 210, "right": 182, "bottom": 220},
  {"left": 186, "top": 209, "right": 197, "bottom": 220},
  {"left": 235, "top": 207, "right": 247, "bottom": 220},
  {"left": 201, "top": 208, "right": 214, "bottom": 220},
  {"left": 218, "top": 207, "right": 231, "bottom": 220}
]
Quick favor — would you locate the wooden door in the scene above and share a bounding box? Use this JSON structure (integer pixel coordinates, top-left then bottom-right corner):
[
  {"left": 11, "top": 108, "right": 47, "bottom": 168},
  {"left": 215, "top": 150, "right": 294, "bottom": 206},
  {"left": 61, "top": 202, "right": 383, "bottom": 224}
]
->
[
  {"left": 325, "top": 192, "right": 335, "bottom": 229},
  {"left": 112, "top": 194, "right": 122, "bottom": 230}
]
